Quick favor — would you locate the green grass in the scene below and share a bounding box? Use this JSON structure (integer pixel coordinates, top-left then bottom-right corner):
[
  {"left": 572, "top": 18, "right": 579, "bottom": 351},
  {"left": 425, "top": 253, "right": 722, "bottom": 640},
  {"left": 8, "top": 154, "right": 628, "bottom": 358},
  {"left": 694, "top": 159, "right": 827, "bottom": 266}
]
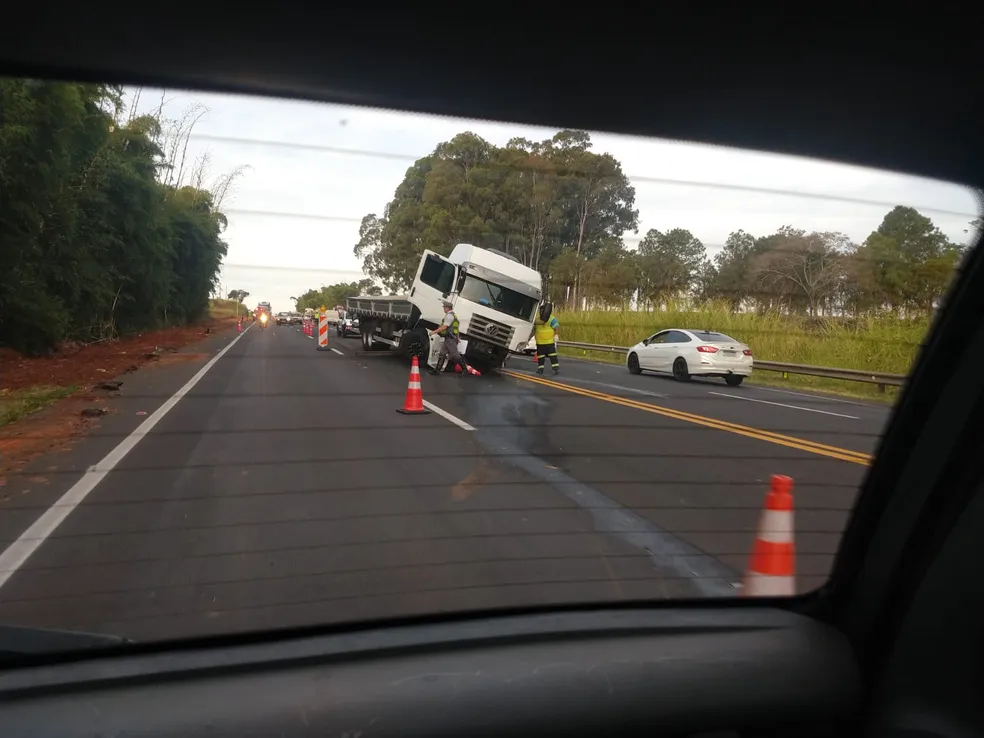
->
[
  {"left": 555, "top": 301, "right": 929, "bottom": 402},
  {"left": 0, "top": 385, "right": 78, "bottom": 428},
  {"left": 209, "top": 298, "right": 244, "bottom": 319}
]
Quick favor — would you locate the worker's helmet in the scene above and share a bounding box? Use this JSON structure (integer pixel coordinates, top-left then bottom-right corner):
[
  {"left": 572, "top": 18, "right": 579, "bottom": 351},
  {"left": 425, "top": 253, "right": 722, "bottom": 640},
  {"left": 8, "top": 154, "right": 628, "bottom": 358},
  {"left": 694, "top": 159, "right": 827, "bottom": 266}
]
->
[{"left": 539, "top": 301, "right": 553, "bottom": 323}]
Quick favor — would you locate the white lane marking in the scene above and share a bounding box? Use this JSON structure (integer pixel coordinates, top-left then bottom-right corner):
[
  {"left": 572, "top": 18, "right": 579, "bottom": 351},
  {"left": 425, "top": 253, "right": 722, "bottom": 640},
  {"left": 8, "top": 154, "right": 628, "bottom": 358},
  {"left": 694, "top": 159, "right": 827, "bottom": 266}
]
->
[
  {"left": 547, "top": 375, "right": 668, "bottom": 399},
  {"left": 330, "top": 348, "right": 344, "bottom": 356},
  {"left": 752, "top": 384, "right": 880, "bottom": 408},
  {"left": 0, "top": 327, "right": 252, "bottom": 589},
  {"left": 422, "top": 400, "right": 475, "bottom": 431},
  {"left": 707, "top": 391, "right": 860, "bottom": 419}
]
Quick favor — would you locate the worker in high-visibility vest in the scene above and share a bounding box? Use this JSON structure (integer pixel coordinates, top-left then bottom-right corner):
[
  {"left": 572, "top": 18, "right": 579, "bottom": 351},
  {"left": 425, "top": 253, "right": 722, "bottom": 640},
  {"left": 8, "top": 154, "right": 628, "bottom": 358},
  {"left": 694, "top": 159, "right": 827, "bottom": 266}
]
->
[
  {"left": 534, "top": 302, "right": 560, "bottom": 375},
  {"left": 428, "top": 301, "right": 466, "bottom": 376}
]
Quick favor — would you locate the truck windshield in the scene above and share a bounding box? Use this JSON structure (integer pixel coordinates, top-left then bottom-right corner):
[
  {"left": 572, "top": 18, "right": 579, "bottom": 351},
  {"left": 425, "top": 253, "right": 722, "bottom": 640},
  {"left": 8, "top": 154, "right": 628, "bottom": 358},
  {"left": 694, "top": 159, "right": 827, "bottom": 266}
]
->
[{"left": 459, "top": 275, "right": 538, "bottom": 321}]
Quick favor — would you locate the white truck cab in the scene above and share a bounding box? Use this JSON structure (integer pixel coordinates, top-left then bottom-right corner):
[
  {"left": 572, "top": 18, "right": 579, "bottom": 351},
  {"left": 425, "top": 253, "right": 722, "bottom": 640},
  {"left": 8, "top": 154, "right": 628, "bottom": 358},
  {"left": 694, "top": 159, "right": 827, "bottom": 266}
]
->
[
  {"left": 414, "top": 244, "right": 542, "bottom": 362},
  {"left": 347, "top": 244, "right": 543, "bottom": 373}
]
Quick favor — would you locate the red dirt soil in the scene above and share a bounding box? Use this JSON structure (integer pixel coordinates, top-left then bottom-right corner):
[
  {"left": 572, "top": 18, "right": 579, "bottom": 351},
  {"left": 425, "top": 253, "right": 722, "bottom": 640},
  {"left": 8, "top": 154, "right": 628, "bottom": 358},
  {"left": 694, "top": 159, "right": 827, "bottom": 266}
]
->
[
  {"left": 0, "top": 317, "right": 239, "bottom": 478},
  {"left": 1, "top": 317, "right": 238, "bottom": 391}
]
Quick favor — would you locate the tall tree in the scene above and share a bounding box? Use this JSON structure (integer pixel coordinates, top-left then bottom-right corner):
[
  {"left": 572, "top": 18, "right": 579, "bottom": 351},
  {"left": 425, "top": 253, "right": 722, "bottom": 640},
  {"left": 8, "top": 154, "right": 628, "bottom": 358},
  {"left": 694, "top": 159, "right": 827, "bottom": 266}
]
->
[
  {"left": 710, "top": 230, "right": 757, "bottom": 309},
  {"left": 850, "top": 206, "right": 962, "bottom": 316},
  {"left": 635, "top": 228, "right": 707, "bottom": 308},
  {"left": 752, "top": 227, "right": 849, "bottom": 317},
  {"left": 0, "top": 80, "right": 239, "bottom": 353},
  {"left": 353, "top": 130, "right": 638, "bottom": 300}
]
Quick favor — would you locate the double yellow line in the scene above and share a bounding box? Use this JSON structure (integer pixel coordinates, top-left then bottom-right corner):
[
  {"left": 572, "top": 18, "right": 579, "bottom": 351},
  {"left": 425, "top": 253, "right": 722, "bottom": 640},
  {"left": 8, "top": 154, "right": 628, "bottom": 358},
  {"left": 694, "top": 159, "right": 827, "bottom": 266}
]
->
[{"left": 500, "top": 370, "right": 872, "bottom": 466}]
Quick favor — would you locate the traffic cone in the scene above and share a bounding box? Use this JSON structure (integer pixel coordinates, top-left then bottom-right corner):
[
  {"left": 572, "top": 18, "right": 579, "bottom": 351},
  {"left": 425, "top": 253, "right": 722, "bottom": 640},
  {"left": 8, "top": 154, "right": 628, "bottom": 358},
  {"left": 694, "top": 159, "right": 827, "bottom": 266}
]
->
[
  {"left": 742, "top": 475, "right": 795, "bottom": 596},
  {"left": 396, "top": 356, "right": 431, "bottom": 415}
]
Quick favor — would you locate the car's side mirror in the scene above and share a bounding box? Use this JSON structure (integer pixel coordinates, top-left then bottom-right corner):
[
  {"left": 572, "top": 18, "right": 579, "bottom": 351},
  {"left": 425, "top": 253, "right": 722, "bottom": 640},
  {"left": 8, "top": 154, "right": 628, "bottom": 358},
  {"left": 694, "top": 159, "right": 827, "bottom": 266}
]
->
[{"left": 642, "top": 339, "right": 649, "bottom": 346}]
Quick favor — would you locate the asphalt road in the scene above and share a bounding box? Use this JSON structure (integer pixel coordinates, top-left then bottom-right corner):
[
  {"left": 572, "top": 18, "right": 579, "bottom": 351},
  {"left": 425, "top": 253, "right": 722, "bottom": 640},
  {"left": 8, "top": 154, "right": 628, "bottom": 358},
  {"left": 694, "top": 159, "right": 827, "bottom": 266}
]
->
[{"left": 0, "top": 323, "right": 891, "bottom": 643}]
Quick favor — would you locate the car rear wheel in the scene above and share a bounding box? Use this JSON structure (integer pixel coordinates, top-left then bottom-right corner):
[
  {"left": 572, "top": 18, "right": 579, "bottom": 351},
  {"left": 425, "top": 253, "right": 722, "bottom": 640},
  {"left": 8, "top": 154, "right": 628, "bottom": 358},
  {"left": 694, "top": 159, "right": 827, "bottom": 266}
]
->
[
  {"left": 724, "top": 374, "right": 744, "bottom": 387},
  {"left": 627, "top": 353, "right": 642, "bottom": 375},
  {"left": 672, "top": 357, "right": 691, "bottom": 382}
]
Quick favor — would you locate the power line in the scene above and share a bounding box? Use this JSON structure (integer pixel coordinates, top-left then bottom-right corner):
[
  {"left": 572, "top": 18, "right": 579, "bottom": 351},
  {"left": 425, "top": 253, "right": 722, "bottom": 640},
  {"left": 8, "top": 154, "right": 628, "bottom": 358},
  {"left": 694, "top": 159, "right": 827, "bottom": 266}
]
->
[
  {"left": 223, "top": 208, "right": 362, "bottom": 223},
  {"left": 221, "top": 262, "right": 364, "bottom": 275},
  {"left": 193, "top": 133, "right": 979, "bottom": 220}
]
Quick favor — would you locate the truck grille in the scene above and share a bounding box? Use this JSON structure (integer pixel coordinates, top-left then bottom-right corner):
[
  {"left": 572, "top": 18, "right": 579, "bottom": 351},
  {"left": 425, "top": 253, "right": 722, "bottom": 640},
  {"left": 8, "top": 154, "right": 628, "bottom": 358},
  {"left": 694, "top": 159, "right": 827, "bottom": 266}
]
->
[{"left": 467, "top": 314, "right": 515, "bottom": 348}]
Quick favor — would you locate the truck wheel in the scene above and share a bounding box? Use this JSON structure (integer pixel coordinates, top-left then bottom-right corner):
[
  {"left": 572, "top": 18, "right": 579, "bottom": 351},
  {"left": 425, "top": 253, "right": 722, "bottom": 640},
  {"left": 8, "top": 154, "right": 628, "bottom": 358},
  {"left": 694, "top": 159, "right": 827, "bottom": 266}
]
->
[{"left": 402, "top": 325, "right": 429, "bottom": 363}]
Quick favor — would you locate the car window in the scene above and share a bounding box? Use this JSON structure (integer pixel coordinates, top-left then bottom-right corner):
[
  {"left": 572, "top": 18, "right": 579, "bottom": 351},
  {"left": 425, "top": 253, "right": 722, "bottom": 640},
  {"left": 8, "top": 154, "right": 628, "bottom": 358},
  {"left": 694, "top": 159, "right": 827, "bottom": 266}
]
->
[
  {"left": 690, "top": 331, "right": 738, "bottom": 343},
  {"left": 0, "top": 75, "right": 977, "bottom": 656},
  {"left": 419, "top": 253, "right": 455, "bottom": 293}
]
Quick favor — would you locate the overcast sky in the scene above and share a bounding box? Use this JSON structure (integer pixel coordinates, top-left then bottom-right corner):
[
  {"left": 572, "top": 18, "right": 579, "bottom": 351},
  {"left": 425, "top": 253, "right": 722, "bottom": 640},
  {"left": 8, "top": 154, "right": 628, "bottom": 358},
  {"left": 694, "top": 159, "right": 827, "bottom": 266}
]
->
[{"left": 127, "top": 88, "right": 980, "bottom": 310}]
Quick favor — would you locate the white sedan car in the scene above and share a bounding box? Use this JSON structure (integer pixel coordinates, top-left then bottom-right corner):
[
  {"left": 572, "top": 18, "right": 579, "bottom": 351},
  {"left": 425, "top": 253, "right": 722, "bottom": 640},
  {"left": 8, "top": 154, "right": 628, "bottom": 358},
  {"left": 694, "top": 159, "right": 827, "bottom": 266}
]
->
[{"left": 625, "top": 328, "right": 753, "bottom": 386}]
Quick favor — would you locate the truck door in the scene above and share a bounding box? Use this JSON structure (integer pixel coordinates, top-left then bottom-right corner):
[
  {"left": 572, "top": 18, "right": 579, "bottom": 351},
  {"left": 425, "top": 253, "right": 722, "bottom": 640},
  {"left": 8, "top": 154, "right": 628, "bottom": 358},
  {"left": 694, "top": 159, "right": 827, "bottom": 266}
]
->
[{"left": 411, "top": 250, "right": 457, "bottom": 323}]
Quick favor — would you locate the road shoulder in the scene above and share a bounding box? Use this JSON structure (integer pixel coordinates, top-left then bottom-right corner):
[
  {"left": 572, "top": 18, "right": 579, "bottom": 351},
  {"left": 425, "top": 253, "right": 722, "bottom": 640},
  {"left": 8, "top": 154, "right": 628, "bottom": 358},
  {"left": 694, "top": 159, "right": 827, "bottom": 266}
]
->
[{"left": 0, "top": 326, "right": 244, "bottom": 547}]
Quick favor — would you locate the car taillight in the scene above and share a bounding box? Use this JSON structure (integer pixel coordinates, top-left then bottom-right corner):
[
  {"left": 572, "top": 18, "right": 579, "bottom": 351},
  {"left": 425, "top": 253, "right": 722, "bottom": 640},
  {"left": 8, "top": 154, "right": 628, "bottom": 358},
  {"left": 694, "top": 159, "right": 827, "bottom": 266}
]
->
[
  {"left": 743, "top": 349, "right": 752, "bottom": 356},
  {"left": 696, "top": 345, "right": 718, "bottom": 353}
]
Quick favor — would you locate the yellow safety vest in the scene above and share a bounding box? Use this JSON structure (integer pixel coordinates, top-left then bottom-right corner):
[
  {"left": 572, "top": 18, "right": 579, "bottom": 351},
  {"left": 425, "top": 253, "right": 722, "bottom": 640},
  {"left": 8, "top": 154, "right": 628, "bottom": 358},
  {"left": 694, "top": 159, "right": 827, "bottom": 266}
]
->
[{"left": 534, "top": 316, "right": 558, "bottom": 345}]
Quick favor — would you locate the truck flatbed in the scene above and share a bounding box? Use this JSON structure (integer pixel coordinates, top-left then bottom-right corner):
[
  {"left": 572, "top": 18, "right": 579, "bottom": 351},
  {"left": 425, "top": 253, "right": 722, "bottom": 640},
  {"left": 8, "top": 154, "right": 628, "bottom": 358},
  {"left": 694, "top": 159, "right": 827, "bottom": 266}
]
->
[{"left": 347, "top": 296, "right": 413, "bottom": 319}]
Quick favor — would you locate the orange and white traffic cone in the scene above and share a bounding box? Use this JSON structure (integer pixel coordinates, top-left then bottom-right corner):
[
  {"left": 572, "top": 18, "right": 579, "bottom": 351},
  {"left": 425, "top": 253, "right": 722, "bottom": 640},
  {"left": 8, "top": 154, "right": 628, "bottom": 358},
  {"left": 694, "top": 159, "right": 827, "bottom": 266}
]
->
[
  {"left": 397, "top": 356, "right": 431, "bottom": 415},
  {"left": 743, "top": 474, "right": 795, "bottom": 596}
]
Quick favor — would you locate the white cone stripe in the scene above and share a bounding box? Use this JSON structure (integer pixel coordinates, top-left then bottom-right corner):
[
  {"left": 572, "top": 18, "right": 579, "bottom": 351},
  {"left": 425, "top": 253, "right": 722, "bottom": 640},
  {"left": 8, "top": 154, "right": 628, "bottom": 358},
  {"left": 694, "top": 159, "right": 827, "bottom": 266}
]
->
[
  {"left": 756, "top": 509, "right": 794, "bottom": 543},
  {"left": 743, "top": 573, "right": 795, "bottom": 596},
  {"left": 408, "top": 381, "right": 422, "bottom": 390}
]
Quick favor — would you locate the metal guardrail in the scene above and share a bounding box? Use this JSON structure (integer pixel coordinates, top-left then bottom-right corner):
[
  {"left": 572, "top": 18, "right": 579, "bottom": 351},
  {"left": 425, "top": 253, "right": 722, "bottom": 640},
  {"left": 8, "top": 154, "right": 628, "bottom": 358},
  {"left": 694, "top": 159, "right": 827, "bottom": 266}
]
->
[{"left": 554, "top": 340, "right": 907, "bottom": 392}]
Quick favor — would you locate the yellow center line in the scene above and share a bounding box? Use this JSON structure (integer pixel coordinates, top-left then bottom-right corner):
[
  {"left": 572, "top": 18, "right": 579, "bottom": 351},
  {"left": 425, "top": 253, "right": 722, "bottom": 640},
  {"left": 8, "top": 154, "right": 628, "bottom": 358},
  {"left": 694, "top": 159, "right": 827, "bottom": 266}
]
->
[{"left": 500, "top": 369, "right": 872, "bottom": 466}]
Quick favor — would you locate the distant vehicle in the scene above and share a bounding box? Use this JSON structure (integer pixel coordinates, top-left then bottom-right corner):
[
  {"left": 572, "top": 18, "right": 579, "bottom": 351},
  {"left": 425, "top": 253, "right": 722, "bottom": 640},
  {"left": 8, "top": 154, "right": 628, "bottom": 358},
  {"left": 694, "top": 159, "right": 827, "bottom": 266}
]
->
[
  {"left": 275, "top": 312, "right": 292, "bottom": 326},
  {"left": 625, "top": 329, "right": 753, "bottom": 386},
  {"left": 337, "top": 311, "right": 360, "bottom": 338},
  {"left": 345, "top": 244, "right": 542, "bottom": 373},
  {"left": 290, "top": 313, "right": 303, "bottom": 325}
]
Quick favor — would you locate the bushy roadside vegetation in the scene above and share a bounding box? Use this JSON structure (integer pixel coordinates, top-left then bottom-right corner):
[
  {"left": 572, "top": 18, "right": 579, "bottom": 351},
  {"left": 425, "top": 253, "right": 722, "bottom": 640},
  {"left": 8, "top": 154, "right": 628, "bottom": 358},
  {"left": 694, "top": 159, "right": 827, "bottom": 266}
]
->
[{"left": 0, "top": 80, "right": 242, "bottom": 355}]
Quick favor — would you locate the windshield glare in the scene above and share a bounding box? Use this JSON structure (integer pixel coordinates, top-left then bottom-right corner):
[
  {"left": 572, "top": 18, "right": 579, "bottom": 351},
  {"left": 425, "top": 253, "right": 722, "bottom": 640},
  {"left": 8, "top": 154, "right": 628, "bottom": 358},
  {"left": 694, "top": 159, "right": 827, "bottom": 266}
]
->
[{"left": 458, "top": 275, "right": 538, "bottom": 321}]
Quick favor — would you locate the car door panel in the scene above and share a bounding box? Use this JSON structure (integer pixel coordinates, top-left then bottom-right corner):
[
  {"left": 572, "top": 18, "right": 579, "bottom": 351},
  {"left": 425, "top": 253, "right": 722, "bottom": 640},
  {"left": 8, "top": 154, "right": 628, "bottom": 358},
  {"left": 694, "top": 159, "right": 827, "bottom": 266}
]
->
[{"left": 642, "top": 331, "right": 670, "bottom": 370}]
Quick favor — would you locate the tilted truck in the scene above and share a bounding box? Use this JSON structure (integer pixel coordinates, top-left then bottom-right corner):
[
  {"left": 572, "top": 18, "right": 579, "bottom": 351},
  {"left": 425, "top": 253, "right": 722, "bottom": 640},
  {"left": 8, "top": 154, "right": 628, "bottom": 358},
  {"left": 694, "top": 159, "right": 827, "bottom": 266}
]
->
[{"left": 346, "top": 244, "right": 543, "bottom": 373}]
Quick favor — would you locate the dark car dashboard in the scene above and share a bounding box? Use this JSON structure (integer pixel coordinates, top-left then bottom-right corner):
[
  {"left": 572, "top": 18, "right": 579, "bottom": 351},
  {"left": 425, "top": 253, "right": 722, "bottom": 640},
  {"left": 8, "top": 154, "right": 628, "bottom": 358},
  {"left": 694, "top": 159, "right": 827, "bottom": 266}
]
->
[{"left": 0, "top": 606, "right": 860, "bottom": 737}]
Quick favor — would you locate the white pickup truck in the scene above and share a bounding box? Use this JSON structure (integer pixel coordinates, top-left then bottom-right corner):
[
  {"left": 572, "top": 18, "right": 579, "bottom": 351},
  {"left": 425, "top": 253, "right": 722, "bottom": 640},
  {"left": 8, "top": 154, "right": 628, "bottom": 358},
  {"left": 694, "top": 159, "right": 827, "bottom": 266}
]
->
[{"left": 346, "top": 244, "right": 543, "bottom": 373}]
